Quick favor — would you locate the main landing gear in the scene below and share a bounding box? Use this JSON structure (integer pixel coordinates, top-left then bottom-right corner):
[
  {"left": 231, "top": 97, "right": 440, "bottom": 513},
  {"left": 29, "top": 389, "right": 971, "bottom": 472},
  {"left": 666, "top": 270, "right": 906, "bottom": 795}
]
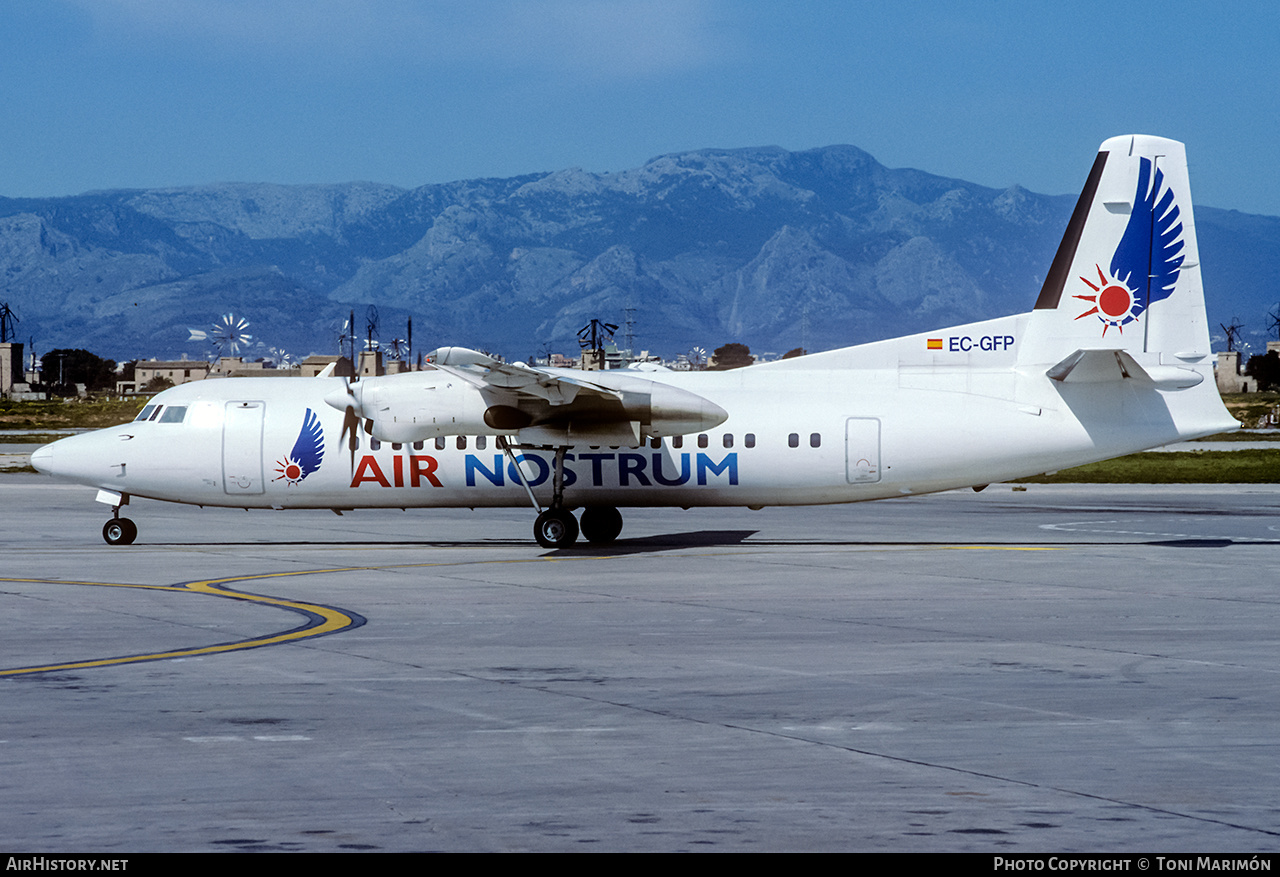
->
[
  {"left": 500, "top": 439, "right": 624, "bottom": 549},
  {"left": 534, "top": 507, "right": 578, "bottom": 548},
  {"left": 579, "top": 505, "right": 623, "bottom": 545}
]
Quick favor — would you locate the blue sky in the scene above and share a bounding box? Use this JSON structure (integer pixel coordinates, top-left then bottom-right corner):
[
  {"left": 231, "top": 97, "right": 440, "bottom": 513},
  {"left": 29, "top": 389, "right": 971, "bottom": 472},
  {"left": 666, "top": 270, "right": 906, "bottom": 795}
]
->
[{"left": 3, "top": 0, "right": 1277, "bottom": 214}]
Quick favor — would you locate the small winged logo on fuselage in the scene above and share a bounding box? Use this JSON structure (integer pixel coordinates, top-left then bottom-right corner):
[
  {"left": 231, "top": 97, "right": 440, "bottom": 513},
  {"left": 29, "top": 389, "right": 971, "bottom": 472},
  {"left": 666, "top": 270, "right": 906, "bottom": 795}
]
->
[{"left": 274, "top": 407, "right": 325, "bottom": 485}]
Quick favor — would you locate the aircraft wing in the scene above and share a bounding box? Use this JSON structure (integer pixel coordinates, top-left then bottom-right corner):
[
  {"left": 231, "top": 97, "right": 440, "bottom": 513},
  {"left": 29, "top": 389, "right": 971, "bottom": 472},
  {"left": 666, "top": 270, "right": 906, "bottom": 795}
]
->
[
  {"left": 331, "top": 347, "right": 728, "bottom": 445},
  {"left": 427, "top": 346, "right": 617, "bottom": 407}
]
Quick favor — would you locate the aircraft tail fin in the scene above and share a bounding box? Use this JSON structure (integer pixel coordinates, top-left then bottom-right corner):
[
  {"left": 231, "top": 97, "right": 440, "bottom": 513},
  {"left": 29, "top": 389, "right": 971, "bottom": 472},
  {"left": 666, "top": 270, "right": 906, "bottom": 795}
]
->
[{"left": 1020, "top": 135, "right": 1209, "bottom": 367}]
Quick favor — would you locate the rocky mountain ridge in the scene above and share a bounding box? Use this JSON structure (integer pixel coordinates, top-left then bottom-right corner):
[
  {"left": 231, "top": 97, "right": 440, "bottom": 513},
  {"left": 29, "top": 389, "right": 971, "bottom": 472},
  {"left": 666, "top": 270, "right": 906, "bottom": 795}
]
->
[{"left": 1, "top": 145, "right": 1274, "bottom": 362}]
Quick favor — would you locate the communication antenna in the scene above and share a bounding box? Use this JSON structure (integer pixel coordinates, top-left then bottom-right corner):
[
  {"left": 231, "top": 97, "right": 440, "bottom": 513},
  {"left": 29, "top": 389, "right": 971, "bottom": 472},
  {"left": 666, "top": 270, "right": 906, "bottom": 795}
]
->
[{"left": 622, "top": 300, "right": 636, "bottom": 361}]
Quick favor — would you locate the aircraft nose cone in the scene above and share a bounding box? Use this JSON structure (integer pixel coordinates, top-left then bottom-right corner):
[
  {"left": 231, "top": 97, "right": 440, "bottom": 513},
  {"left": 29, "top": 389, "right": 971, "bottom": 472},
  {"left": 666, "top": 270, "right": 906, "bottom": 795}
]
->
[{"left": 30, "top": 441, "right": 55, "bottom": 474}]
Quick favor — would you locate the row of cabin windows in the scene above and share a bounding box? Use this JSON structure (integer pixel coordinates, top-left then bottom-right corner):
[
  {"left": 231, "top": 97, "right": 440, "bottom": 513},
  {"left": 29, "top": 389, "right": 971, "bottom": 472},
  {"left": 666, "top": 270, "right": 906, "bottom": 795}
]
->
[
  {"left": 360, "top": 432, "right": 823, "bottom": 451},
  {"left": 129, "top": 407, "right": 825, "bottom": 451}
]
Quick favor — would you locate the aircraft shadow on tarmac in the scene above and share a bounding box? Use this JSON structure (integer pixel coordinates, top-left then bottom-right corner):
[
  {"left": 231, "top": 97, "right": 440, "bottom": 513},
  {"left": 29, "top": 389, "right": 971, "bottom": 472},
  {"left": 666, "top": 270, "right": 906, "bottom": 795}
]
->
[
  {"left": 139, "top": 533, "right": 1245, "bottom": 552},
  {"left": 544, "top": 529, "right": 761, "bottom": 555},
  {"left": 140, "top": 528, "right": 763, "bottom": 552}
]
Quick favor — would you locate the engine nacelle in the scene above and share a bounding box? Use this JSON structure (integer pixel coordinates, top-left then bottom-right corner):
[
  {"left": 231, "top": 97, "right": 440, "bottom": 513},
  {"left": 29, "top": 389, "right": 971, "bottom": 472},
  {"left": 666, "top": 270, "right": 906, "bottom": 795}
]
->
[
  {"left": 323, "top": 366, "right": 729, "bottom": 446},
  {"left": 324, "top": 372, "right": 499, "bottom": 444}
]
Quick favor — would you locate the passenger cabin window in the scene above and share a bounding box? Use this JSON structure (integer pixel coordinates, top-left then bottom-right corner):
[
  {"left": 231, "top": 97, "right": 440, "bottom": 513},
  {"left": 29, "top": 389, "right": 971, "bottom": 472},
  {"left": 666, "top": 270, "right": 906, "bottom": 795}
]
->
[
  {"left": 413, "top": 441, "right": 424, "bottom": 451},
  {"left": 723, "top": 434, "right": 733, "bottom": 448},
  {"left": 672, "top": 436, "right": 683, "bottom": 449},
  {"left": 810, "top": 433, "right": 821, "bottom": 448},
  {"left": 745, "top": 433, "right": 756, "bottom": 448},
  {"left": 158, "top": 406, "right": 188, "bottom": 423},
  {"left": 697, "top": 434, "right": 708, "bottom": 449},
  {"left": 456, "top": 436, "right": 467, "bottom": 450},
  {"left": 788, "top": 433, "right": 799, "bottom": 448},
  {"left": 436, "top": 437, "right": 446, "bottom": 450},
  {"left": 370, "top": 437, "right": 381, "bottom": 451},
  {"left": 476, "top": 436, "right": 487, "bottom": 450},
  {"left": 650, "top": 438, "right": 661, "bottom": 449}
]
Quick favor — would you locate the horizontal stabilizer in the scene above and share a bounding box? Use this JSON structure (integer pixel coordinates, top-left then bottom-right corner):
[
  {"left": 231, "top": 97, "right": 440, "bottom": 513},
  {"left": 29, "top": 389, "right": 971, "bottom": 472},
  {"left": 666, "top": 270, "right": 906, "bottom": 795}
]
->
[{"left": 1046, "top": 348, "right": 1203, "bottom": 389}]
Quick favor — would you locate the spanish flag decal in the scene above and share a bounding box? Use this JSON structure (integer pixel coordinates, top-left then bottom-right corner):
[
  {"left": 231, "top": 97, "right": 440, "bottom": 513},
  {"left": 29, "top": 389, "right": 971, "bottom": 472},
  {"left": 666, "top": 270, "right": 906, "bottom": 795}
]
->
[{"left": 926, "top": 338, "right": 943, "bottom": 350}]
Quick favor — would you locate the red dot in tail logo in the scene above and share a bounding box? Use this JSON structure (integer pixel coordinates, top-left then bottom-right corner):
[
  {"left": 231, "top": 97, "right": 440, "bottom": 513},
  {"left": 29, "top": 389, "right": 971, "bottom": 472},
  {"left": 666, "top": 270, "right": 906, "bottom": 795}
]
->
[{"left": 1073, "top": 264, "right": 1138, "bottom": 336}]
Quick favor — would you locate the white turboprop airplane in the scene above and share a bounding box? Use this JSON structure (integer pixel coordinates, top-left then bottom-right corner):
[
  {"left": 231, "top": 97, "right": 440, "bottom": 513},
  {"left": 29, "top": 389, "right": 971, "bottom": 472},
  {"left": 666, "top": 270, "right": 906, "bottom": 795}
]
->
[{"left": 33, "top": 135, "right": 1238, "bottom": 548}]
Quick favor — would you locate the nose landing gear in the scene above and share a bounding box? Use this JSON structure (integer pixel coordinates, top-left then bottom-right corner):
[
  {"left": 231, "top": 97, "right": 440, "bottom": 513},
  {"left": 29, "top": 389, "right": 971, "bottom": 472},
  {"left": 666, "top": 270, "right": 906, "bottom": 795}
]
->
[{"left": 99, "top": 491, "right": 137, "bottom": 545}]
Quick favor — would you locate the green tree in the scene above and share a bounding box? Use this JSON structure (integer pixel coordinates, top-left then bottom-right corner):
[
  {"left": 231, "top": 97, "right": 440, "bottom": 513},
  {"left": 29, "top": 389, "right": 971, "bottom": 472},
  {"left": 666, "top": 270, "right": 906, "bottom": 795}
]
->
[
  {"left": 41, "top": 348, "right": 117, "bottom": 394},
  {"left": 142, "top": 375, "right": 174, "bottom": 393},
  {"left": 1245, "top": 351, "right": 1280, "bottom": 391},
  {"left": 710, "top": 342, "right": 753, "bottom": 370}
]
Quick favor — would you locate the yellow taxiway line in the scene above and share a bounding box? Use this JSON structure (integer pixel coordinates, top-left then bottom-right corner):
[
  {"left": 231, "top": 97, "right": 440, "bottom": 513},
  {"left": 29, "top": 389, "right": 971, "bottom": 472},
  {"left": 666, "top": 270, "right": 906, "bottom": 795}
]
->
[{"left": 0, "top": 570, "right": 367, "bottom": 677}]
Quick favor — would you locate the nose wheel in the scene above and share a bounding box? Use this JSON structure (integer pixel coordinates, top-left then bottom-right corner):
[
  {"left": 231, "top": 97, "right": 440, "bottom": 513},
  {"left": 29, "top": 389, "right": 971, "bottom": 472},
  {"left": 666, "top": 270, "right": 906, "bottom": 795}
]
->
[{"left": 102, "top": 517, "right": 138, "bottom": 546}]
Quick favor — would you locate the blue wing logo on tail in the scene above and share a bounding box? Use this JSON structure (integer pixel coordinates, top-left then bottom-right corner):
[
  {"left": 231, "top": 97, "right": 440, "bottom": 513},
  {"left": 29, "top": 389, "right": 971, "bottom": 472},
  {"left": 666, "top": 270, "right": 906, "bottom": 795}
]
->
[
  {"left": 273, "top": 408, "right": 325, "bottom": 485},
  {"left": 1073, "top": 157, "right": 1185, "bottom": 336}
]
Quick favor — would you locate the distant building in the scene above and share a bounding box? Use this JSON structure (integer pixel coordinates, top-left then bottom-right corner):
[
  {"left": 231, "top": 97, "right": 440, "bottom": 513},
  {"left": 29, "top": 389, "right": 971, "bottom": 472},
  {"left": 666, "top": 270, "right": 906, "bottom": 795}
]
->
[
  {"left": 133, "top": 360, "right": 212, "bottom": 391},
  {"left": 210, "top": 357, "right": 264, "bottom": 378},
  {"left": 1, "top": 342, "right": 29, "bottom": 398},
  {"left": 299, "top": 355, "right": 354, "bottom": 378},
  {"left": 1215, "top": 351, "right": 1249, "bottom": 394},
  {"left": 358, "top": 350, "right": 383, "bottom": 377},
  {"left": 579, "top": 342, "right": 627, "bottom": 370}
]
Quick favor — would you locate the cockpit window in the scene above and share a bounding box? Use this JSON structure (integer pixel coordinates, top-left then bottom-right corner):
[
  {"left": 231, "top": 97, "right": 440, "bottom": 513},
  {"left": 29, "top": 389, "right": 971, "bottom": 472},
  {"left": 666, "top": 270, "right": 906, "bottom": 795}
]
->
[
  {"left": 135, "top": 405, "right": 157, "bottom": 422},
  {"left": 158, "top": 406, "right": 188, "bottom": 423}
]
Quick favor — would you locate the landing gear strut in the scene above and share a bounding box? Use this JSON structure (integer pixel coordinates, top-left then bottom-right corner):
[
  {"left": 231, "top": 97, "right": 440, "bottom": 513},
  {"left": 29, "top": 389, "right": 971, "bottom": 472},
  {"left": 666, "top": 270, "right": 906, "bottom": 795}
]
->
[
  {"left": 498, "top": 439, "right": 626, "bottom": 548},
  {"left": 97, "top": 491, "right": 136, "bottom": 546},
  {"left": 500, "top": 439, "right": 584, "bottom": 549}
]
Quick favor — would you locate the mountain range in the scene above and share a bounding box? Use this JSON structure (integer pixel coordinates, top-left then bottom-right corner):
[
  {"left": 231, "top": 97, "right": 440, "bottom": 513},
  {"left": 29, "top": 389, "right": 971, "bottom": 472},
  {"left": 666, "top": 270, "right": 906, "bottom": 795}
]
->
[{"left": 1, "top": 144, "right": 1276, "bottom": 364}]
